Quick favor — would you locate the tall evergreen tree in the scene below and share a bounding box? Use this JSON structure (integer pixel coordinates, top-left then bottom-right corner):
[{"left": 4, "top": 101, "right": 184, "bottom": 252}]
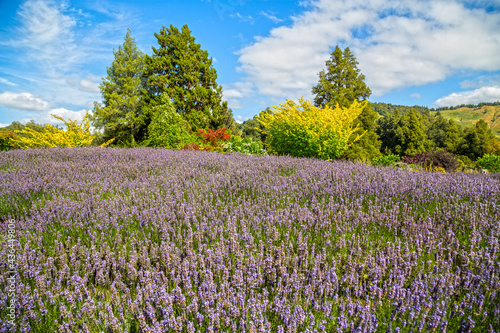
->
[
  {"left": 142, "top": 24, "right": 236, "bottom": 134},
  {"left": 398, "top": 108, "right": 430, "bottom": 156},
  {"left": 377, "top": 110, "right": 402, "bottom": 155},
  {"left": 428, "top": 116, "right": 463, "bottom": 153},
  {"left": 312, "top": 46, "right": 371, "bottom": 109},
  {"left": 457, "top": 119, "right": 494, "bottom": 160},
  {"left": 91, "top": 29, "right": 145, "bottom": 146},
  {"left": 312, "top": 45, "right": 379, "bottom": 161}
]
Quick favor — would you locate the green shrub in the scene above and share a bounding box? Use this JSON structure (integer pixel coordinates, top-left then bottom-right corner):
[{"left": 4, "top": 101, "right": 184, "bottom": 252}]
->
[
  {"left": 372, "top": 154, "right": 400, "bottom": 167},
  {"left": 477, "top": 154, "right": 500, "bottom": 173},
  {"left": 145, "top": 96, "right": 196, "bottom": 149},
  {"left": 223, "top": 136, "right": 266, "bottom": 155}
]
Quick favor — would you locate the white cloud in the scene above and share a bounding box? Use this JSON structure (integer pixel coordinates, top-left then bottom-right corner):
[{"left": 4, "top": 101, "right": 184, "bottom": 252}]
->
[
  {"left": 0, "top": 92, "right": 51, "bottom": 111},
  {"left": 14, "top": 0, "right": 80, "bottom": 74},
  {"left": 460, "top": 75, "right": 500, "bottom": 89},
  {"left": 20, "top": 108, "right": 88, "bottom": 125},
  {"left": 260, "top": 11, "right": 283, "bottom": 23},
  {"left": 410, "top": 93, "right": 422, "bottom": 99},
  {"left": 0, "top": 123, "right": 10, "bottom": 128},
  {"left": 222, "top": 81, "right": 254, "bottom": 110},
  {"left": 434, "top": 86, "right": 500, "bottom": 107},
  {"left": 79, "top": 79, "right": 100, "bottom": 93},
  {"left": 231, "top": 12, "right": 254, "bottom": 23},
  {"left": 223, "top": 89, "right": 244, "bottom": 99},
  {"left": 236, "top": 0, "right": 500, "bottom": 100},
  {"left": 0, "top": 78, "right": 18, "bottom": 87}
]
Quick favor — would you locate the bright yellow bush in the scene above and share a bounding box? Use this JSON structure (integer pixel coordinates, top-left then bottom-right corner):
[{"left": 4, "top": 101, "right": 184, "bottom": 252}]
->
[
  {"left": 13, "top": 111, "right": 114, "bottom": 149},
  {"left": 257, "top": 98, "right": 366, "bottom": 160}
]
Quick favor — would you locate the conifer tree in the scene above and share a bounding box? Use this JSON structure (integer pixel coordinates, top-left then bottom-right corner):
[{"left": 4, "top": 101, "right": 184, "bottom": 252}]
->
[
  {"left": 91, "top": 29, "right": 145, "bottom": 146},
  {"left": 312, "top": 45, "right": 380, "bottom": 161},
  {"left": 457, "top": 119, "right": 494, "bottom": 160},
  {"left": 312, "top": 46, "right": 371, "bottom": 109},
  {"left": 142, "top": 24, "right": 236, "bottom": 133}
]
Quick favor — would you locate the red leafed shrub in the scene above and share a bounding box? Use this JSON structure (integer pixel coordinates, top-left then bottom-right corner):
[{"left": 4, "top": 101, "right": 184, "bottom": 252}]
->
[
  {"left": 196, "top": 128, "right": 231, "bottom": 147},
  {"left": 181, "top": 143, "right": 200, "bottom": 151}
]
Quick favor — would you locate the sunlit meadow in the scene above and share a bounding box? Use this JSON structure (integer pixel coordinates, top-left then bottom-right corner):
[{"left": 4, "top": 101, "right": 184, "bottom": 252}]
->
[{"left": 0, "top": 148, "right": 499, "bottom": 332}]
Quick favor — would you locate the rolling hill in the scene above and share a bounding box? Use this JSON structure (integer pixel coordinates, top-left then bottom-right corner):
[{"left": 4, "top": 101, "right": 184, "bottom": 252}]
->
[
  {"left": 371, "top": 102, "right": 500, "bottom": 138},
  {"left": 430, "top": 105, "right": 500, "bottom": 138}
]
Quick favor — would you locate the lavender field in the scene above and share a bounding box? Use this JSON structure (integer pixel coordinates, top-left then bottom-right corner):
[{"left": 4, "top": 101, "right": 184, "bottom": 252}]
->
[{"left": 0, "top": 148, "right": 499, "bottom": 332}]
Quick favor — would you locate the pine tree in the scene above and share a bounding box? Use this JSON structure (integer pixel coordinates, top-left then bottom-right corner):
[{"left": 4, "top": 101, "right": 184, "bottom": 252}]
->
[
  {"left": 312, "top": 45, "right": 379, "bottom": 161},
  {"left": 91, "top": 29, "right": 145, "bottom": 146},
  {"left": 142, "top": 24, "right": 236, "bottom": 134},
  {"left": 312, "top": 46, "right": 371, "bottom": 109}
]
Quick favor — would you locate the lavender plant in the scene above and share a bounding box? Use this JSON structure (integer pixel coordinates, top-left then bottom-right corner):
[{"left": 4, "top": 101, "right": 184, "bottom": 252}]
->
[{"left": 0, "top": 148, "right": 499, "bottom": 332}]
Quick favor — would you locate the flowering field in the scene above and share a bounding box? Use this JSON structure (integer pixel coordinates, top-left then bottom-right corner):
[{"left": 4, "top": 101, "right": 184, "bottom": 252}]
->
[{"left": 0, "top": 148, "right": 499, "bottom": 333}]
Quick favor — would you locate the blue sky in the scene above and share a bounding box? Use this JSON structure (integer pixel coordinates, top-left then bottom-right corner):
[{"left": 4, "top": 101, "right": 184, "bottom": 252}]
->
[{"left": 1, "top": 0, "right": 500, "bottom": 127}]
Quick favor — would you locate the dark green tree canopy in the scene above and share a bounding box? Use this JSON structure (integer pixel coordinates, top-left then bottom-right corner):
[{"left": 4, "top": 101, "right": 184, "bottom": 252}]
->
[
  {"left": 142, "top": 24, "right": 236, "bottom": 132},
  {"left": 457, "top": 119, "right": 494, "bottom": 160},
  {"left": 312, "top": 46, "right": 371, "bottom": 109},
  {"left": 90, "top": 28, "right": 145, "bottom": 146}
]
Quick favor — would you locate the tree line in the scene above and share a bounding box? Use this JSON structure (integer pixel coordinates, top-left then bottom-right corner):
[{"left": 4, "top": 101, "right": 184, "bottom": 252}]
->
[
  {"left": 240, "top": 45, "right": 498, "bottom": 165},
  {"left": 1, "top": 26, "right": 498, "bottom": 167}
]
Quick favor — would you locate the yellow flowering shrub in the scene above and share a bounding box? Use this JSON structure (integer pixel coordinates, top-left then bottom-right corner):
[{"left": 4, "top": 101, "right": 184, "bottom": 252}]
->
[
  {"left": 257, "top": 98, "right": 366, "bottom": 160},
  {"left": 13, "top": 111, "right": 114, "bottom": 149}
]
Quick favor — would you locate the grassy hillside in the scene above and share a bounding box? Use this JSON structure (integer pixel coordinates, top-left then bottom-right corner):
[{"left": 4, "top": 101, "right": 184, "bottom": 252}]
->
[{"left": 430, "top": 105, "right": 500, "bottom": 138}]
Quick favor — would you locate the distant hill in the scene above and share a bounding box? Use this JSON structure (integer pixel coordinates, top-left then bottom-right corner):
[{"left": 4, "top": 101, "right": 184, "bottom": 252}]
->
[
  {"left": 430, "top": 104, "right": 500, "bottom": 138},
  {"left": 370, "top": 101, "right": 500, "bottom": 138},
  {"left": 370, "top": 102, "right": 430, "bottom": 116}
]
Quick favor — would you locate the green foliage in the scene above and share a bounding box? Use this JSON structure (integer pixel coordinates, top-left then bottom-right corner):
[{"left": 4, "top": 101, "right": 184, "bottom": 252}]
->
[
  {"left": 427, "top": 115, "right": 464, "bottom": 153},
  {"left": 342, "top": 103, "right": 381, "bottom": 161},
  {"left": 377, "top": 109, "right": 432, "bottom": 156},
  {"left": 312, "top": 46, "right": 379, "bottom": 161},
  {"left": 371, "top": 102, "right": 431, "bottom": 117},
  {"left": 257, "top": 98, "right": 366, "bottom": 160},
  {"left": 223, "top": 136, "right": 266, "bottom": 155},
  {"left": 240, "top": 110, "right": 269, "bottom": 144},
  {"left": 142, "top": 24, "right": 237, "bottom": 134},
  {"left": 477, "top": 154, "right": 500, "bottom": 173},
  {"left": 144, "top": 95, "right": 196, "bottom": 149},
  {"left": 456, "top": 119, "right": 494, "bottom": 160},
  {"left": 372, "top": 154, "right": 400, "bottom": 167},
  {"left": 312, "top": 46, "right": 371, "bottom": 109},
  {"left": 90, "top": 29, "right": 145, "bottom": 146},
  {"left": 0, "top": 130, "right": 17, "bottom": 151}
]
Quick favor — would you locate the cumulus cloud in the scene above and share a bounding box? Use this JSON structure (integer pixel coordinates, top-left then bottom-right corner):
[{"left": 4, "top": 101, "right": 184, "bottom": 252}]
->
[
  {"left": 410, "top": 93, "right": 422, "bottom": 99},
  {"left": 236, "top": 0, "right": 500, "bottom": 100},
  {"left": 222, "top": 81, "right": 254, "bottom": 109},
  {"left": 0, "top": 123, "right": 10, "bottom": 128},
  {"left": 434, "top": 86, "right": 500, "bottom": 107},
  {"left": 0, "top": 92, "right": 51, "bottom": 111},
  {"left": 223, "top": 89, "right": 244, "bottom": 99},
  {"left": 19, "top": 108, "right": 88, "bottom": 126},
  {"left": 79, "top": 79, "right": 100, "bottom": 93}
]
